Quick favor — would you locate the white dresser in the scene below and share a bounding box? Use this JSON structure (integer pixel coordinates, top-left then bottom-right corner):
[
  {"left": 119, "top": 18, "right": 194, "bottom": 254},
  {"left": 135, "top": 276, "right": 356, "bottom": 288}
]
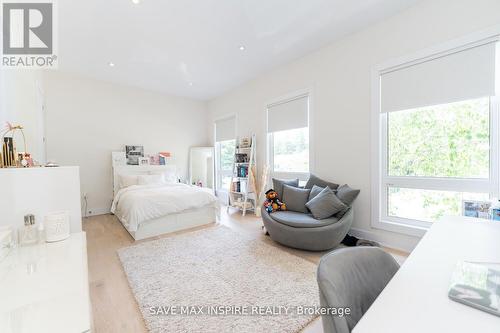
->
[{"left": 0, "top": 233, "right": 92, "bottom": 333}]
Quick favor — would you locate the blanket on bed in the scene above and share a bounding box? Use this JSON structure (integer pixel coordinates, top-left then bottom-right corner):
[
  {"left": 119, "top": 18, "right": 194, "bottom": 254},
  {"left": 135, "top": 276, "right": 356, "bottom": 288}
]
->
[{"left": 111, "top": 183, "right": 218, "bottom": 232}]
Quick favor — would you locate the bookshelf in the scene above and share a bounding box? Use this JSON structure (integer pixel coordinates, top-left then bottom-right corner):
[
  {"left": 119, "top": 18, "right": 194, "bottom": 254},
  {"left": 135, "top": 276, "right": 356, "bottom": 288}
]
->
[{"left": 227, "top": 134, "right": 256, "bottom": 216}]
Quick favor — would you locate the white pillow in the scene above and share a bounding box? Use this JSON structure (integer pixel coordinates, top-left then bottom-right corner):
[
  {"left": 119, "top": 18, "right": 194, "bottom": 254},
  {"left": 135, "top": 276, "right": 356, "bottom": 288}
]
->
[
  {"left": 150, "top": 170, "right": 177, "bottom": 183},
  {"left": 163, "top": 171, "right": 177, "bottom": 184},
  {"left": 119, "top": 174, "right": 138, "bottom": 189},
  {"left": 137, "top": 174, "right": 165, "bottom": 185}
]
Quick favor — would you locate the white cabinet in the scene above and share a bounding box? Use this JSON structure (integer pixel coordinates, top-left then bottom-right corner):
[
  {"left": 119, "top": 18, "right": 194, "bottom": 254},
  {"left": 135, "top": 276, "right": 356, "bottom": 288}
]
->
[{"left": 0, "top": 233, "right": 92, "bottom": 333}]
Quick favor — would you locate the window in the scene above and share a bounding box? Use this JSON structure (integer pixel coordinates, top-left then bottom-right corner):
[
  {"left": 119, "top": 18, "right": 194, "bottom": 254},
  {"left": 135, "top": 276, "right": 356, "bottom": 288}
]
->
[
  {"left": 267, "top": 93, "right": 310, "bottom": 180},
  {"left": 216, "top": 139, "right": 236, "bottom": 190},
  {"left": 374, "top": 39, "right": 498, "bottom": 234},
  {"left": 214, "top": 116, "right": 236, "bottom": 193},
  {"left": 272, "top": 127, "right": 309, "bottom": 173}
]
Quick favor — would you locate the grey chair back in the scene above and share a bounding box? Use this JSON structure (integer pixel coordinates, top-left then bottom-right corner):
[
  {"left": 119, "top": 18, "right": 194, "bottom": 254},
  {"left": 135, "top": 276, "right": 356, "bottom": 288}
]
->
[{"left": 317, "top": 247, "right": 399, "bottom": 333}]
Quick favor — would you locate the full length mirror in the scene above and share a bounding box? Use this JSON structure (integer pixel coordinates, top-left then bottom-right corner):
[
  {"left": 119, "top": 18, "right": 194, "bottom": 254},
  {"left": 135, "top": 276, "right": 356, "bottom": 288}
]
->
[{"left": 189, "top": 147, "right": 214, "bottom": 189}]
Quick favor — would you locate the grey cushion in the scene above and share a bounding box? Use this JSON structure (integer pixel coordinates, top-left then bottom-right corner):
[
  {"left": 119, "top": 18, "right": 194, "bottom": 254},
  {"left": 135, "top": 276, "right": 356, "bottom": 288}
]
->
[
  {"left": 272, "top": 178, "right": 299, "bottom": 199},
  {"left": 336, "top": 184, "right": 360, "bottom": 206},
  {"left": 282, "top": 184, "right": 310, "bottom": 213},
  {"left": 305, "top": 174, "right": 339, "bottom": 190},
  {"left": 334, "top": 184, "right": 360, "bottom": 219},
  {"left": 317, "top": 247, "right": 400, "bottom": 332},
  {"left": 270, "top": 211, "right": 339, "bottom": 228},
  {"left": 306, "top": 186, "right": 347, "bottom": 219},
  {"left": 308, "top": 184, "right": 325, "bottom": 201}
]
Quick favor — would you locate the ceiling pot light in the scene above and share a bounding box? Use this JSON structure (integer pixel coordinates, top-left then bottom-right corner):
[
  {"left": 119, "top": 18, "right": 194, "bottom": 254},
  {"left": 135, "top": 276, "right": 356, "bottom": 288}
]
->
[
  {"left": 108, "top": 62, "right": 115, "bottom": 67},
  {"left": 132, "top": 0, "right": 141, "bottom": 4},
  {"left": 239, "top": 45, "right": 246, "bottom": 51}
]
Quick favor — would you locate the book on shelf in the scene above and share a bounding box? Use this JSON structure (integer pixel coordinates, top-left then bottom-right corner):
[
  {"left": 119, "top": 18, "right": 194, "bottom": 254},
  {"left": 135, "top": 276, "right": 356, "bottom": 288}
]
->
[
  {"left": 231, "top": 179, "right": 248, "bottom": 193},
  {"left": 236, "top": 165, "right": 248, "bottom": 177}
]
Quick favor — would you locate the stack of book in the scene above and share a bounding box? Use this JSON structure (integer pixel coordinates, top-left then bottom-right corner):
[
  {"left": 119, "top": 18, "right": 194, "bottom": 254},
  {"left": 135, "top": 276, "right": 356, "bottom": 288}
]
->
[
  {"left": 236, "top": 165, "right": 248, "bottom": 177},
  {"left": 231, "top": 179, "right": 247, "bottom": 193}
]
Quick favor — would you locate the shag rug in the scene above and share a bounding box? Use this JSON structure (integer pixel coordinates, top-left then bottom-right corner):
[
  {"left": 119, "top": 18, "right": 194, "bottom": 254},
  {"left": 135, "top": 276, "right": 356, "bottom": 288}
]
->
[{"left": 118, "top": 226, "right": 319, "bottom": 333}]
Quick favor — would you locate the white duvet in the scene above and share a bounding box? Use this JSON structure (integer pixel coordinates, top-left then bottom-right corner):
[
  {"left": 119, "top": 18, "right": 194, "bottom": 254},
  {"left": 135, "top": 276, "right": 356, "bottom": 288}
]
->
[{"left": 111, "top": 183, "right": 218, "bottom": 232}]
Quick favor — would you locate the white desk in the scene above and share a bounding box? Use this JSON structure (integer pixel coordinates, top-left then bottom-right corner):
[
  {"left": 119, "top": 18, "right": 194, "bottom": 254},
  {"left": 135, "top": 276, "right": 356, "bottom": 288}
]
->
[
  {"left": 0, "top": 233, "right": 92, "bottom": 333},
  {"left": 353, "top": 216, "right": 500, "bottom": 333}
]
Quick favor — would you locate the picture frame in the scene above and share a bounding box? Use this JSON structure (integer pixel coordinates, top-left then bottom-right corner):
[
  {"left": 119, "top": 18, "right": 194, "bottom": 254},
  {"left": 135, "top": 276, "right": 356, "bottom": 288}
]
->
[
  {"left": 138, "top": 157, "right": 150, "bottom": 165},
  {"left": 125, "top": 145, "right": 144, "bottom": 165},
  {"left": 462, "top": 200, "right": 491, "bottom": 219}
]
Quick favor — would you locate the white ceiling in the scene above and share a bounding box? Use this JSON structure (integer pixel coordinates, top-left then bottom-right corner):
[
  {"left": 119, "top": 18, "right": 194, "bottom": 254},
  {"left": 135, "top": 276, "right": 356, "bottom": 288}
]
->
[{"left": 59, "top": 0, "right": 419, "bottom": 100}]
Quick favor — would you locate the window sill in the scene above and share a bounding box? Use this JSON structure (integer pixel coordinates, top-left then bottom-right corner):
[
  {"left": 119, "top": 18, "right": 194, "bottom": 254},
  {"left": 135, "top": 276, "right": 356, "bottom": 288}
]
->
[{"left": 372, "top": 218, "right": 429, "bottom": 238}]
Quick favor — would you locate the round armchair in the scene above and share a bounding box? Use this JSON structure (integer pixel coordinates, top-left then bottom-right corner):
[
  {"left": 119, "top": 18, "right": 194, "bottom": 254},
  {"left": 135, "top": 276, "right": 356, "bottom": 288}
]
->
[{"left": 261, "top": 206, "right": 353, "bottom": 251}]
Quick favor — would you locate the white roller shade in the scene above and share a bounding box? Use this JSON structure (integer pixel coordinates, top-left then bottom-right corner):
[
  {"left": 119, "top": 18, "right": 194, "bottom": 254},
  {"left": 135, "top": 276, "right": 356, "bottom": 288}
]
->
[
  {"left": 267, "top": 95, "right": 308, "bottom": 133},
  {"left": 381, "top": 42, "right": 497, "bottom": 113},
  {"left": 215, "top": 116, "right": 236, "bottom": 142}
]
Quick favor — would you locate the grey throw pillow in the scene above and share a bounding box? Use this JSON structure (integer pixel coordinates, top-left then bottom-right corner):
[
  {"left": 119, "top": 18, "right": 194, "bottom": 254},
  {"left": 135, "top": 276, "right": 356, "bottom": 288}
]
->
[
  {"left": 336, "top": 184, "right": 360, "bottom": 206},
  {"left": 282, "top": 184, "right": 311, "bottom": 213},
  {"left": 305, "top": 174, "right": 339, "bottom": 190},
  {"left": 334, "top": 184, "right": 360, "bottom": 218},
  {"left": 308, "top": 185, "right": 325, "bottom": 201},
  {"left": 306, "top": 186, "right": 347, "bottom": 220},
  {"left": 272, "top": 178, "right": 299, "bottom": 199}
]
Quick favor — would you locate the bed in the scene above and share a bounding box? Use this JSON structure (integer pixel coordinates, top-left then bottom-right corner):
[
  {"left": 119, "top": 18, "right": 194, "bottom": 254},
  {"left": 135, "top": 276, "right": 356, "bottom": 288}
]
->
[{"left": 110, "top": 163, "right": 219, "bottom": 241}]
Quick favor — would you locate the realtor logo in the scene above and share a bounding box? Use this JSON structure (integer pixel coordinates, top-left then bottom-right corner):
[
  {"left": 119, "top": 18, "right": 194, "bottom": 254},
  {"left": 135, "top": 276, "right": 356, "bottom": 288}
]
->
[{"left": 2, "top": 1, "right": 57, "bottom": 68}]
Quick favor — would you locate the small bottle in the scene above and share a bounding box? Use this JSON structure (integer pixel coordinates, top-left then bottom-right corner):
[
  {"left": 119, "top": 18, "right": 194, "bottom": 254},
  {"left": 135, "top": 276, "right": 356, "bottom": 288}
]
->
[
  {"left": 19, "top": 214, "right": 38, "bottom": 246},
  {"left": 37, "top": 221, "right": 45, "bottom": 244}
]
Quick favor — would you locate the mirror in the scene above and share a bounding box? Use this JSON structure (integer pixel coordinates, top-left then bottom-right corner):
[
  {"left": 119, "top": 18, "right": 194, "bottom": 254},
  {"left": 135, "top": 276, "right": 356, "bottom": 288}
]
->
[{"left": 189, "top": 147, "right": 214, "bottom": 189}]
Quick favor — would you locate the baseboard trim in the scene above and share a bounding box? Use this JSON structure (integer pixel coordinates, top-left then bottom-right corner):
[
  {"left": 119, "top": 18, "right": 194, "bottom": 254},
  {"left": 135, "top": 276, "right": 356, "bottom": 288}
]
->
[
  {"left": 349, "top": 227, "right": 419, "bottom": 254},
  {"left": 83, "top": 207, "right": 110, "bottom": 217}
]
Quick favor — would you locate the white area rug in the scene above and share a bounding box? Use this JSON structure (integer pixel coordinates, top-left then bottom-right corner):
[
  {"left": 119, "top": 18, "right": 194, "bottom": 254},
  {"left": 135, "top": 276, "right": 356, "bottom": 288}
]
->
[{"left": 118, "top": 226, "right": 319, "bottom": 333}]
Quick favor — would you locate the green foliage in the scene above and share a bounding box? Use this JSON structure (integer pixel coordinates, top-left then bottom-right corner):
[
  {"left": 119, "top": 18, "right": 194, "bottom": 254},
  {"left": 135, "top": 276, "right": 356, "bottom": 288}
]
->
[
  {"left": 219, "top": 139, "right": 235, "bottom": 170},
  {"left": 273, "top": 127, "right": 309, "bottom": 172},
  {"left": 388, "top": 98, "right": 489, "bottom": 178},
  {"left": 387, "top": 98, "right": 490, "bottom": 222}
]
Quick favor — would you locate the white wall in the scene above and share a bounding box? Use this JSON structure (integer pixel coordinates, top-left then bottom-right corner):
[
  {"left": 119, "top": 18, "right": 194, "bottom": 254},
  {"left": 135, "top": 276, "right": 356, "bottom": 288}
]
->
[
  {"left": 42, "top": 72, "right": 209, "bottom": 215},
  {"left": 207, "top": 0, "right": 500, "bottom": 252},
  {"left": 0, "top": 166, "right": 82, "bottom": 233},
  {"left": 0, "top": 70, "right": 46, "bottom": 165}
]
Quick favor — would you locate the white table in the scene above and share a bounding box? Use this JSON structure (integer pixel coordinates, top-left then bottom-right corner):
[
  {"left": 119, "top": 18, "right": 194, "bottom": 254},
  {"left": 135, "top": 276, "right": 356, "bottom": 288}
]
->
[
  {"left": 0, "top": 233, "right": 92, "bottom": 333},
  {"left": 353, "top": 216, "right": 500, "bottom": 333}
]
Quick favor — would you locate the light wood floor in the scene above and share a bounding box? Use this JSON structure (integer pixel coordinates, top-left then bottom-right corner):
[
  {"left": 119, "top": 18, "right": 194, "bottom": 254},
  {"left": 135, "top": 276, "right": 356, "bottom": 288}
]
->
[{"left": 83, "top": 207, "right": 408, "bottom": 333}]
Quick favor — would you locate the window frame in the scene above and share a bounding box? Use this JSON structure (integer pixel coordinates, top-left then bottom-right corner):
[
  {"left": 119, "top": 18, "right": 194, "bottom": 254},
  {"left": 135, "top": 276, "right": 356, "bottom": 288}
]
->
[
  {"left": 266, "top": 89, "right": 313, "bottom": 182},
  {"left": 214, "top": 114, "right": 237, "bottom": 195},
  {"left": 371, "top": 32, "right": 500, "bottom": 237}
]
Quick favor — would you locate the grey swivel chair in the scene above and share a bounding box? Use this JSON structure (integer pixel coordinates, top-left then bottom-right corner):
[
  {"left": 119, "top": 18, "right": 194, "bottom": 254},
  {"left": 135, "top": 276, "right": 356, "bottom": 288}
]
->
[{"left": 317, "top": 247, "right": 400, "bottom": 333}]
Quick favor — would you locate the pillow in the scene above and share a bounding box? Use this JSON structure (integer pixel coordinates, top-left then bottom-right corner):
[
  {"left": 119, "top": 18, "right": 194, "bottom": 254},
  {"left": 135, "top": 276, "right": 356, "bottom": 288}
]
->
[
  {"left": 272, "top": 178, "right": 299, "bottom": 199},
  {"left": 336, "top": 184, "right": 360, "bottom": 206},
  {"left": 282, "top": 184, "right": 311, "bottom": 213},
  {"left": 306, "top": 186, "right": 347, "bottom": 220},
  {"left": 305, "top": 174, "right": 339, "bottom": 190},
  {"left": 119, "top": 174, "right": 138, "bottom": 189},
  {"left": 308, "top": 185, "right": 325, "bottom": 201},
  {"left": 334, "top": 184, "right": 360, "bottom": 218},
  {"left": 137, "top": 174, "right": 165, "bottom": 185}
]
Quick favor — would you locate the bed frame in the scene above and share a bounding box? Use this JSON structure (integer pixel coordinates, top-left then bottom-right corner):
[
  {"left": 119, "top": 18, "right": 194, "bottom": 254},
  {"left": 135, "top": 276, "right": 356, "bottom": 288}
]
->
[{"left": 111, "top": 152, "right": 218, "bottom": 241}]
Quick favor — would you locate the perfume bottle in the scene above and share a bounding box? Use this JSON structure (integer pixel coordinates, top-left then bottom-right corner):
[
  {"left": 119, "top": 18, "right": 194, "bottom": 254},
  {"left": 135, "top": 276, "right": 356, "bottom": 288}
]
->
[{"left": 19, "top": 214, "right": 38, "bottom": 246}]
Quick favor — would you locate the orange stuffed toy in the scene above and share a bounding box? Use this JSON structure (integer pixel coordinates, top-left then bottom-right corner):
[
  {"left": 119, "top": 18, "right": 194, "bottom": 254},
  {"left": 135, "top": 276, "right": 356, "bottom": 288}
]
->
[{"left": 264, "top": 189, "right": 287, "bottom": 213}]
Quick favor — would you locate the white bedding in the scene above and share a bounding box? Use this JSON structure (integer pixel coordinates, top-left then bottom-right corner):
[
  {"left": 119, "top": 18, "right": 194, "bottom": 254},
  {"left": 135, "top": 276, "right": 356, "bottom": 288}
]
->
[{"left": 111, "top": 183, "right": 218, "bottom": 232}]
